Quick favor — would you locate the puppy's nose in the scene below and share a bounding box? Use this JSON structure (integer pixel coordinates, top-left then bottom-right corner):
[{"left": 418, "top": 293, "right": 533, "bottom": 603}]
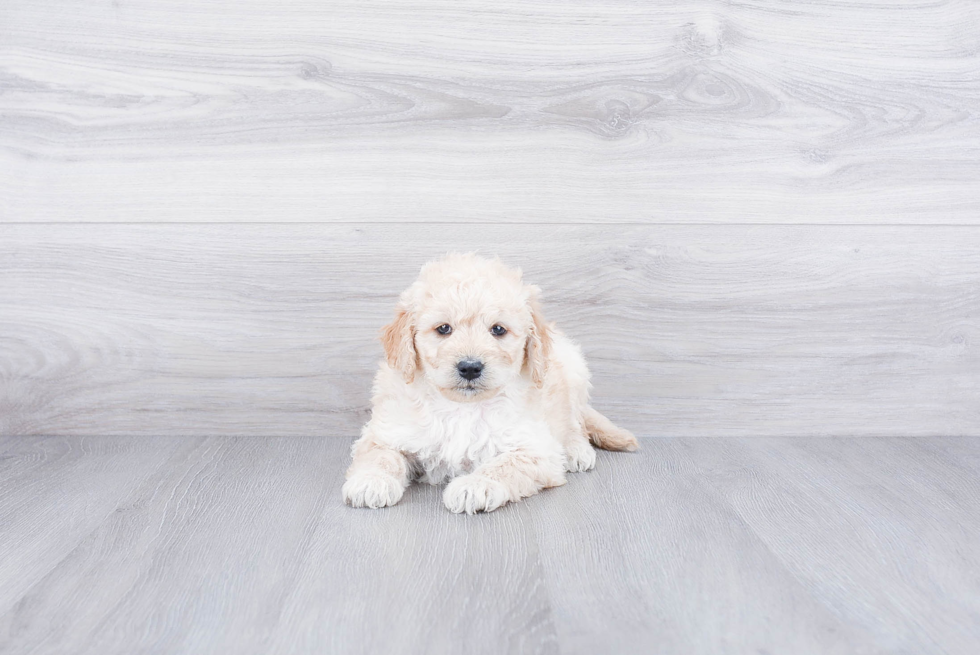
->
[{"left": 456, "top": 359, "right": 484, "bottom": 381}]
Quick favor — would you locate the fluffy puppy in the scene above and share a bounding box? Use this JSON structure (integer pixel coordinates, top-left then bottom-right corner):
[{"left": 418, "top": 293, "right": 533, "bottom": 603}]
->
[{"left": 343, "top": 253, "right": 638, "bottom": 514}]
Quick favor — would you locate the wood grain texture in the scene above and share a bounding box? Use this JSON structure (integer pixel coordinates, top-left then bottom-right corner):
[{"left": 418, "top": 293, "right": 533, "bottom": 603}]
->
[
  {"left": 2, "top": 223, "right": 978, "bottom": 438},
  {"left": 0, "top": 436, "right": 559, "bottom": 655},
  {"left": 0, "top": 436, "right": 187, "bottom": 617},
  {"left": 528, "top": 438, "right": 878, "bottom": 655},
  {"left": 265, "top": 463, "right": 559, "bottom": 655},
  {"left": 681, "top": 437, "right": 980, "bottom": 655},
  {"left": 2, "top": 436, "right": 979, "bottom": 654},
  {"left": 2, "top": 0, "right": 979, "bottom": 223}
]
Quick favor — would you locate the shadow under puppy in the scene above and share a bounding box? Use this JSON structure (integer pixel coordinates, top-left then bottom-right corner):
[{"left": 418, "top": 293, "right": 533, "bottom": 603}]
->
[{"left": 343, "top": 253, "right": 638, "bottom": 514}]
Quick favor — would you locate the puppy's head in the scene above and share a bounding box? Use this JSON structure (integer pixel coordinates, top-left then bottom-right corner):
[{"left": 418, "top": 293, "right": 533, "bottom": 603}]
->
[{"left": 380, "top": 253, "right": 551, "bottom": 402}]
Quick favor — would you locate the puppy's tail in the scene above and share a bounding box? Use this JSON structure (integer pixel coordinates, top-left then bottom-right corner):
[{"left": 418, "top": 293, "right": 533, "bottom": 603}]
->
[{"left": 582, "top": 406, "right": 640, "bottom": 452}]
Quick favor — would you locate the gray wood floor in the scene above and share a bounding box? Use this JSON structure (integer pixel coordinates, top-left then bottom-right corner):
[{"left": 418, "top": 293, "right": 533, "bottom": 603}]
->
[{"left": 1, "top": 436, "right": 978, "bottom": 655}]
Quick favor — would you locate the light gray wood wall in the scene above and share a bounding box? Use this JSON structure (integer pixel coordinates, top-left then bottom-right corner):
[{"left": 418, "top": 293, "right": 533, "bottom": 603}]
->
[{"left": 1, "top": 1, "right": 978, "bottom": 437}]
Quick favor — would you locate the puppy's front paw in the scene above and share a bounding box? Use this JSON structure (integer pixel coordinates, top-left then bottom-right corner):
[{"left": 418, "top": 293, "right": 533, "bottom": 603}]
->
[
  {"left": 343, "top": 473, "right": 404, "bottom": 509},
  {"left": 443, "top": 475, "right": 510, "bottom": 514},
  {"left": 565, "top": 440, "right": 597, "bottom": 472}
]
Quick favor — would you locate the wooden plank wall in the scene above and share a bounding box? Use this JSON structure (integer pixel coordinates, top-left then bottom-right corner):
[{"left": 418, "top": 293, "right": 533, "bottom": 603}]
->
[{"left": 1, "top": 1, "right": 978, "bottom": 437}]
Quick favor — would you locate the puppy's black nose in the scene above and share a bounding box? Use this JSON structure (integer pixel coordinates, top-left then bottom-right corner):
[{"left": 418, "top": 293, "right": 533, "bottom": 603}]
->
[{"left": 457, "top": 359, "right": 484, "bottom": 381}]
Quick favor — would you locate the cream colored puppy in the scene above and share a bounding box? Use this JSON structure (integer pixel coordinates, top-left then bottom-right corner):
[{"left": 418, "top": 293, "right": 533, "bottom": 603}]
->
[{"left": 343, "top": 253, "right": 638, "bottom": 514}]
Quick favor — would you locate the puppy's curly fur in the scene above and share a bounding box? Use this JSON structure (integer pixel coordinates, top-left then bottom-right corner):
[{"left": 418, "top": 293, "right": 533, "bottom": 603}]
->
[{"left": 343, "top": 253, "right": 638, "bottom": 514}]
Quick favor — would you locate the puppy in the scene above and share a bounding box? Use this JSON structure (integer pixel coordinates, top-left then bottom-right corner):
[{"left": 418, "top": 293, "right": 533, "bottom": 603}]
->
[{"left": 343, "top": 253, "right": 638, "bottom": 514}]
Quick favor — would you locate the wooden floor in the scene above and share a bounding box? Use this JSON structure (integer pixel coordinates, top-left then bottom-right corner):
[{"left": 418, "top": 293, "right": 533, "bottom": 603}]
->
[{"left": 1, "top": 436, "right": 978, "bottom": 655}]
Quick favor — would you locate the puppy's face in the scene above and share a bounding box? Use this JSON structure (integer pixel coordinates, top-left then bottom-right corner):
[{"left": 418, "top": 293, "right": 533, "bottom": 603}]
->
[
  {"left": 381, "top": 255, "right": 551, "bottom": 402},
  {"left": 414, "top": 291, "right": 528, "bottom": 402}
]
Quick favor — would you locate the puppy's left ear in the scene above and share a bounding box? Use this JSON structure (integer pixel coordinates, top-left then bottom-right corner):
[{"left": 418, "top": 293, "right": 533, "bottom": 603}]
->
[
  {"left": 380, "top": 304, "right": 418, "bottom": 384},
  {"left": 524, "top": 285, "right": 552, "bottom": 388}
]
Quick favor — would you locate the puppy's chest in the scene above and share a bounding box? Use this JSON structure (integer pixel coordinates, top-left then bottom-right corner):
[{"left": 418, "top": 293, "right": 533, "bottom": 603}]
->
[{"left": 404, "top": 402, "right": 512, "bottom": 484}]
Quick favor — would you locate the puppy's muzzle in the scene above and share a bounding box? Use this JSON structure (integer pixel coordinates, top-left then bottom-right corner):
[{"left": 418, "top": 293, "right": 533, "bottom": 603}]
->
[{"left": 456, "top": 358, "right": 484, "bottom": 381}]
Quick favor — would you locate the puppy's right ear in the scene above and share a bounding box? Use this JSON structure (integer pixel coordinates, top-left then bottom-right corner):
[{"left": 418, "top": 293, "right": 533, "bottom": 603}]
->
[{"left": 380, "top": 305, "right": 417, "bottom": 383}]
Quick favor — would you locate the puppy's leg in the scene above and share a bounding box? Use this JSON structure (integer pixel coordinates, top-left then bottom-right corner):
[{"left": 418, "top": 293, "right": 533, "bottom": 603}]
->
[
  {"left": 443, "top": 448, "right": 566, "bottom": 514},
  {"left": 542, "top": 340, "right": 597, "bottom": 471},
  {"left": 564, "top": 425, "right": 597, "bottom": 473},
  {"left": 343, "top": 434, "right": 411, "bottom": 509},
  {"left": 546, "top": 393, "right": 595, "bottom": 472},
  {"left": 550, "top": 410, "right": 595, "bottom": 472}
]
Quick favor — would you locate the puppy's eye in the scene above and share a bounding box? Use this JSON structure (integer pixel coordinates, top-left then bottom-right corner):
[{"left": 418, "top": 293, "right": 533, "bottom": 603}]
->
[
  {"left": 436, "top": 324, "right": 453, "bottom": 335},
  {"left": 490, "top": 324, "right": 507, "bottom": 337}
]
